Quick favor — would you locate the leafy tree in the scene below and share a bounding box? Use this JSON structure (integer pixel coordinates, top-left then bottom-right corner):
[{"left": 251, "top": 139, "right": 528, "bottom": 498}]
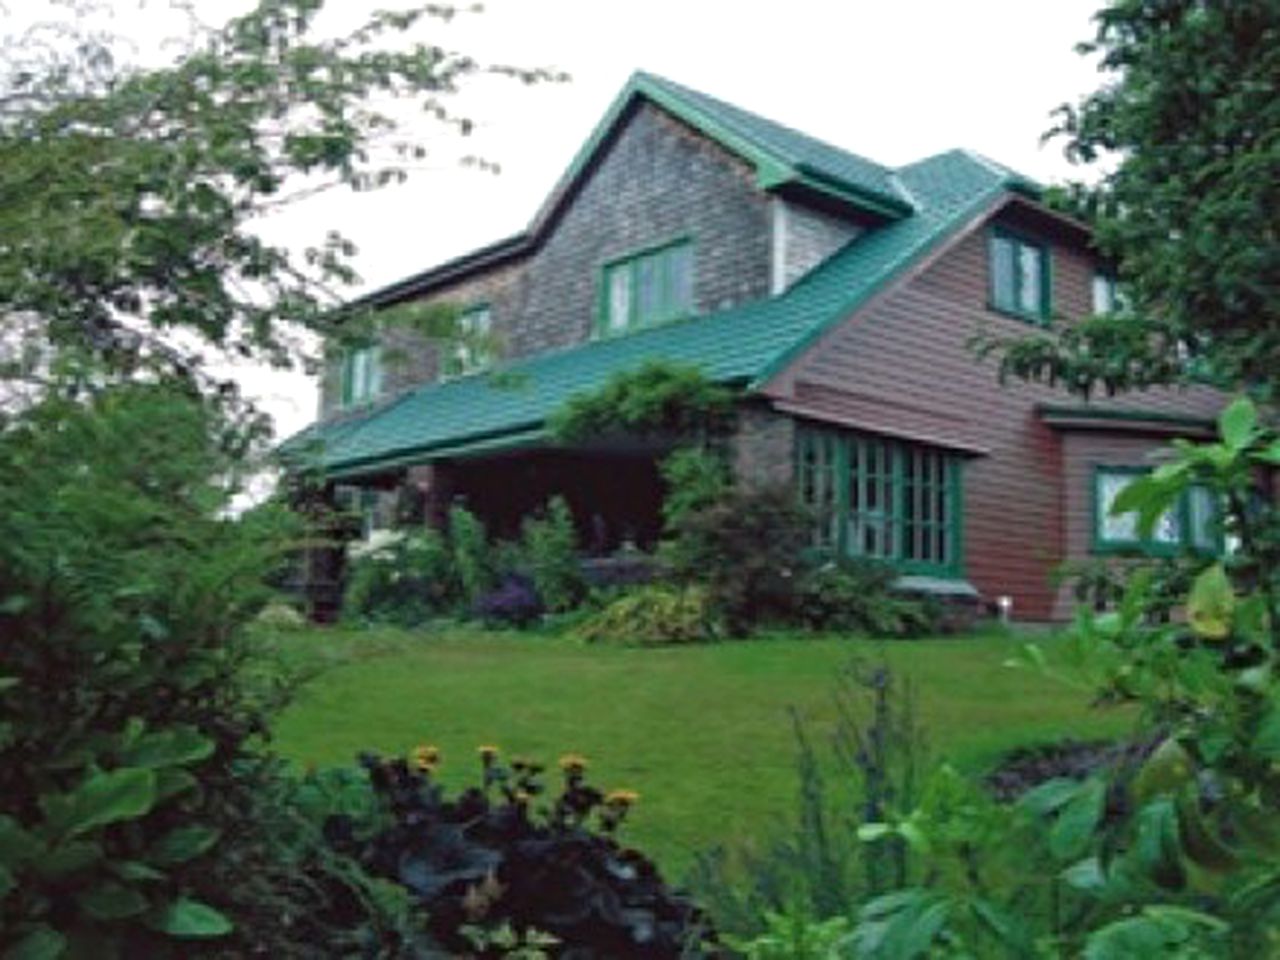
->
[
  {"left": 838, "top": 5, "right": 1280, "bottom": 955},
  {"left": 985, "top": 0, "right": 1280, "bottom": 401},
  {"left": 0, "top": 0, "right": 561, "bottom": 391}
]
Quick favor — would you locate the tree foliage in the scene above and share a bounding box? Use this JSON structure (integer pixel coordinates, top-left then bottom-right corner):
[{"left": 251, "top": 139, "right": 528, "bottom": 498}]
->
[
  {"left": 986, "top": 0, "right": 1280, "bottom": 400},
  {"left": 0, "top": 0, "right": 562, "bottom": 388}
]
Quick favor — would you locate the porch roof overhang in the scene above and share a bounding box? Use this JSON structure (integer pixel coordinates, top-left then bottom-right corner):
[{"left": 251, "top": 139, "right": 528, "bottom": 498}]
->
[{"left": 1037, "top": 404, "right": 1216, "bottom": 439}]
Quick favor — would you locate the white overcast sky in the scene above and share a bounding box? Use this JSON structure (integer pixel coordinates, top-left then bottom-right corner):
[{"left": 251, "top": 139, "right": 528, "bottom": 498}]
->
[{"left": 27, "top": 0, "right": 1112, "bottom": 439}]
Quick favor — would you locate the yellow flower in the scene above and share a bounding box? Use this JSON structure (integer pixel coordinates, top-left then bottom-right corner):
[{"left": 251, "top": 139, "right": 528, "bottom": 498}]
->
[
  {"left": 558, "top": 753, "right": 588, "bottom": 774},
  {"left": 478, "top": 745, "right": 501, "bottom": 762},
  {"left": 605, "top": 789, "right": 640, "bottom": 807},
  {"left": 412, "top": 744, "right": 441, "bottom": 771},
  {"left": 514, "top": 789, "right": 532, "bottom": 804}
]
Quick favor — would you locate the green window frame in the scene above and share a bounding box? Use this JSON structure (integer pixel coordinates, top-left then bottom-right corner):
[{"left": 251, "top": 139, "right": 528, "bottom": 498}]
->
[
  {"left": 598, "top": 239, "right": 693, "bottom": 336},
  {"left": 1092, "top": 271, "right": 1122, "bottom": 315},
  {"left": 1092, "top": 465, "right": 1223, "bottom": 556},
  {"left": 796, "top": 424, "right": 964, "bottom": 577},
  {"left": 340, "top": 344, "right": 382, "bottom": 408},
  {"left": 442, "top": 303, "right": 494, "bottom": 379},
  {"left": 989, "top": 228, "right": 1050, "bottom": 322}
]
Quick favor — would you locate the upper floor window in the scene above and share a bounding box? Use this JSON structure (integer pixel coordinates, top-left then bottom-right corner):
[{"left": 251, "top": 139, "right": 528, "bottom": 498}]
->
[
  {"left": 989, "top": 229, "right": 1049, "bottom": 322},
  {"left": 1094, "top": 466, "right": 1221, "bottom": 555},
  {"left": 796, "top": 424, "right": 963, "bottom": 577},
  {"left": 1092, "top": 272, "right": 1126, "bottom": 315},
  {"left": 442, "top": 304, "right": 494, "bottom": 378},
  {"left": 341, "top": 344, "right": 381, "bottom": 408},
  {"left": 599, "top": 240, "right": 693, "bottom": 336}
]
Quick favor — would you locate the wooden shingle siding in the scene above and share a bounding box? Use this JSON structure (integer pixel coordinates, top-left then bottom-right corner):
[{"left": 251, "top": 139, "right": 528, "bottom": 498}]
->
[
  {"left": 319, "top": 101, "right": 773, "bottom": 422},
  {"left": 776, "top": 199, "right": 861, "bottom": 293},
  {"left": 770, "top": 203, "right": 1225, "bottom": 620}
]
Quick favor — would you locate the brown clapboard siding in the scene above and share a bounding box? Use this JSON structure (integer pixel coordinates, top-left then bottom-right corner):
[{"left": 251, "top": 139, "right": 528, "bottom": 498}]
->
[{"left": 768, "top": 200, "right": 1226, "bottom": 620}]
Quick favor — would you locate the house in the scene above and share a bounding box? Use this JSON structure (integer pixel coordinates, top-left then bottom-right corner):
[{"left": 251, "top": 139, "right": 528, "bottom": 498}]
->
[{"left": 286, "top": 71, "right": 1226, "bottom": 622}]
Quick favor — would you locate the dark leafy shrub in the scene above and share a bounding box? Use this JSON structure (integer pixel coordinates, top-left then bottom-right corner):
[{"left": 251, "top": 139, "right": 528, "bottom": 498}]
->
[
  {"left": 666, "top": 485, "right": 811, "bottom": 636},
  {"left": 520, "top": 496, "right": 588, "bottom": 614},
  {"left": 330, "top": 749, "right": 716, "bottom": 957},
  {"left": 472, "top": 572, "right": 545, "bottom": 628},
  {"left": 199, "top": 759, "right": 434, "bottom": 958},
  {"left": 0, "top": 385, "right": 299, "bottom": 955},
  {"left": 573, "top": 585, "right": 721, "bottom": 645},
  {"left": 793, "top": 559, "right": 940, "bottom": 638}
]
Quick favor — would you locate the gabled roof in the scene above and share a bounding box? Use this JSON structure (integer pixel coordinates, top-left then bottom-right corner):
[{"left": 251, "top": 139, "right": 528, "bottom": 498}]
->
[
  {"left": 286, "top": 149, "right": 1032, "bottom": 480},
  {"left": 537, "top": 72, "right": 916, "bottom": 226},
  {"left": 344, "top": 70, "right": 916, "bottom": 311}
]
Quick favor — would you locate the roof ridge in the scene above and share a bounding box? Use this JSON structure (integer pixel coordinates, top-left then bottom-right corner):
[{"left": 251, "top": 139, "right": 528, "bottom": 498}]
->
[{"left": 636, "top": 70, "right": 896, "bottom": 178}]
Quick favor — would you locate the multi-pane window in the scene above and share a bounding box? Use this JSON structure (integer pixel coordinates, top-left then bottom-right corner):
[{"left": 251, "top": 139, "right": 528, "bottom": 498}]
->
[
  {"left": 443, "top": 304, "right": 494, "bottom": 378},
  {"left": 600, "top": 241, "right": 693, "bottom": 335},
  {"left": 796, "top": 429, "right": 839, "bottom": 549},
  {"left": 341, "top": 345, "right": 381, "bottom": 407},
  {"left": 990, "top": 229, "right": 1049, "bottom": 321},
  {"left": 1094, "top": 466, "right": 1222, "bottom": 555},
  {"left": 796, "top": 424, "right": 962, "bottom": 575}
]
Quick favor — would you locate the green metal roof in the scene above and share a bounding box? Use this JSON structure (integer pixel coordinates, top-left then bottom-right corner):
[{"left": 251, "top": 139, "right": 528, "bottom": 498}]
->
[{"left": 286, "top": 148, "right": 1027, "bottom": 479}]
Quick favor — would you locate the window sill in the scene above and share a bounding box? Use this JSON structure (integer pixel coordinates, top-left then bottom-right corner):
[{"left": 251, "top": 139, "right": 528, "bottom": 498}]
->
[{"left": 987, "top": 301, "right": 1049, "bottom": 326}]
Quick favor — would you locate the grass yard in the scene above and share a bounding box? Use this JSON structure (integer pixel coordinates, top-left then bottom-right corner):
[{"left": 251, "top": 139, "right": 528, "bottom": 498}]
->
[{"left": 267, "top": 627, "right": 1132, "bottom": 878}]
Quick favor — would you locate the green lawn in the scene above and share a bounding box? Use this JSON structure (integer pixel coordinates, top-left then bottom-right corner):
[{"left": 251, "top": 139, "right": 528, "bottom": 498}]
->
[{"left": 267, "top": 627, "right": 1131, "bottom": 877}]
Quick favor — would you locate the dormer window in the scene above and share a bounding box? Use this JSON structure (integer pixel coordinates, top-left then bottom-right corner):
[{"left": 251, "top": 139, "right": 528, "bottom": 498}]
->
[
  {"left": 443, "top": 304, "right": 494, "bottom": 378},
  {"left": 341, "top": 344, "right": 381, "bottom": 407},
  {"left": 599, "top": 240, "right": 693, "bottom": 335},
  {"left": 989, "top": 228, "right": 1049, "bottom": 322}
]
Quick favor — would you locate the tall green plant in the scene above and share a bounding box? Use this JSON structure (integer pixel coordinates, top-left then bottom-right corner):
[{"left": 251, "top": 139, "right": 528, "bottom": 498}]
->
[
  {"left": 0, "top": 385, "right": 297, "bottom": 955},
  {"left": 851, "top": 398, "right": 1280, "bottom": 956},
  {"left": 520, "top": 496, "right": 587, "bottom": 614}
]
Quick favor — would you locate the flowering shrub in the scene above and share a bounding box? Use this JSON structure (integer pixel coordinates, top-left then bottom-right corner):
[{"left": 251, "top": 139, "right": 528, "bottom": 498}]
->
[
  {"left": 472, "top": 572, "right": 545, "bottom": 628},
  {"left": 328, "top": 747, "right": 715, "bottom": 956}
]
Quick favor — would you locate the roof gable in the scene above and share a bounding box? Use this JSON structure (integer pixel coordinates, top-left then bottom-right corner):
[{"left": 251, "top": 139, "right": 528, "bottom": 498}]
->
[{"left": 532, "top": 72, "right": 915, "bottom": 234}]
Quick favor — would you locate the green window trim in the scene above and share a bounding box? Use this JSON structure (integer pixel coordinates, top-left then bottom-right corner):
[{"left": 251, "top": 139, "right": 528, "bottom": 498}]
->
[
  {"left": 796, "top": 424, "right": 965, "bottom": 578},
  {"left": 596, "top": 238, "right": 694, "bottom": 337},
  {"left": 988, "top": 227, "right": 1051, "bottom": 323},
  {"left": 441, "top": 303, "right": 495, "bottom": 379},
  {"left": 1091, "top": 464, "right": 1224, "bottom": 557},
  {"left": 340, "top": 343, "right": 382, "bottom": 408},
  {"left": 1091, "top": 271, "right": 1123, "bottom": 316}
]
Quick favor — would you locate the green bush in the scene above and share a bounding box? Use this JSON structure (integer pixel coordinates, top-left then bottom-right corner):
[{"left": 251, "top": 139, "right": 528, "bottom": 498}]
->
[
  {"left": 548, "top": 360, "right": 735, "bottom": 443},
  {"left": 343, "top": 528, "right": 460, "bottom": 626},
  {"left": 666, "top": 485, "right": 811, "bottom": 636},
  {"left": 574, "top": 585, "right": 721, "bottom": 645},
  {"left": 0, "top": 385, "right": 300, "bottom": 956},
  {"left": 520, "top": 496, "right": 587, "bottom": 614},
  {"left": 449, "top": 505, "right": 495, "bottom": 606},
  {"left": 659, "top": 446, "right": 731, "bottom": 531},
  {"left": 793, "top": 560, "right": 939, "bottom": 638}
]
